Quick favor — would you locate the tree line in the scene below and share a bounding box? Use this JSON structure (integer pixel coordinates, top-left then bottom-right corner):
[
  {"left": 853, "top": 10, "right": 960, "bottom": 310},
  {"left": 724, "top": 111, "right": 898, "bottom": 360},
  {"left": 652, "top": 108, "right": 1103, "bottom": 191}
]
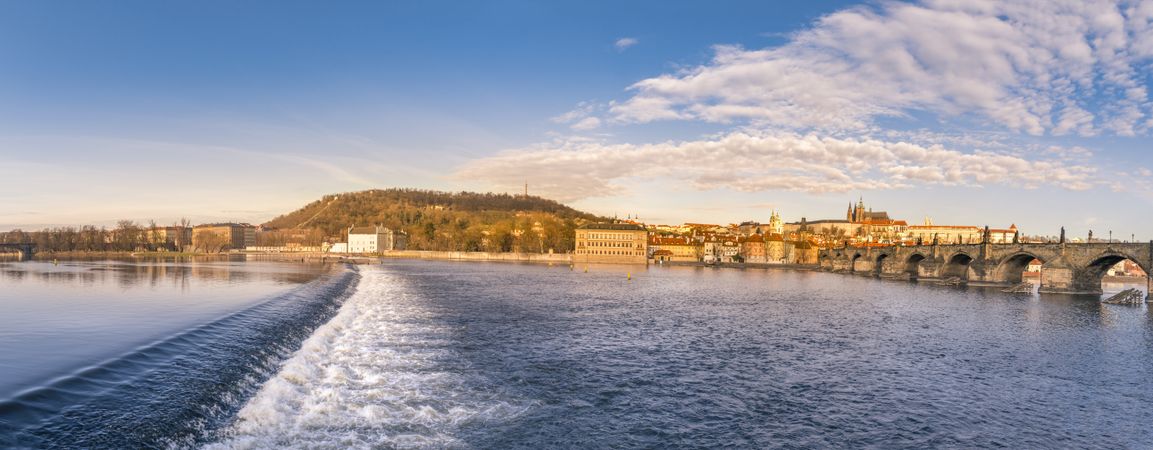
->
[
  {"left": 2, "top": 189, "right": 609, "bottom": 254},
  {"left": 0, "top": 219, "right": 193, "bottom": 253}
]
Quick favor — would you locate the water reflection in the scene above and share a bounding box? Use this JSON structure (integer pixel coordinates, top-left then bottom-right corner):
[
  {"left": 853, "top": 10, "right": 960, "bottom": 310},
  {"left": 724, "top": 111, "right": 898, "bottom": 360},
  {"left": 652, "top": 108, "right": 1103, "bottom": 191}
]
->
[
  {"left": 0, "top": 259, "right": 333, "bottom": 399},
  {"left": 0, "top": 260, "right": 323, "bottom": 291}
]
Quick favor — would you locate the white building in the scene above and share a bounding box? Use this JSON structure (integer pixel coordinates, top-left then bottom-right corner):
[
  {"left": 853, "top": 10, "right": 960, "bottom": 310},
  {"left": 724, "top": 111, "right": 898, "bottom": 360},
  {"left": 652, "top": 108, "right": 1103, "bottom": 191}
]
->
[{"left": 347, "top": 226, "right": 407, "bottom": 253}]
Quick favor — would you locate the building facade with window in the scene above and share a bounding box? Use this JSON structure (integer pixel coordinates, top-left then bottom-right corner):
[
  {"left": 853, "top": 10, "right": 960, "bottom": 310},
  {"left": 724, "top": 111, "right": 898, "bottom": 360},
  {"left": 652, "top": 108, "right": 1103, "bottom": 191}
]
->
[
  {"left": 574, "top": 223, "right": 648, "bottom": 264},
  {"left": 192, "top": 223, "right": 256, "bottom": 251},
  {"left": 347, "top": 225, "right": 407, "bottom": 253}
]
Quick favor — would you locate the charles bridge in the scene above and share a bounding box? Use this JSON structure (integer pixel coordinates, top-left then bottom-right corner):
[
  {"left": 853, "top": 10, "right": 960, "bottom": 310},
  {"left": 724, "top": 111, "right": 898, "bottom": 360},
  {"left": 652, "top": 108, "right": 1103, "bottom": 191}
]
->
[{"left": 818, "top": 240, "right": 1153, "bottom": 295}]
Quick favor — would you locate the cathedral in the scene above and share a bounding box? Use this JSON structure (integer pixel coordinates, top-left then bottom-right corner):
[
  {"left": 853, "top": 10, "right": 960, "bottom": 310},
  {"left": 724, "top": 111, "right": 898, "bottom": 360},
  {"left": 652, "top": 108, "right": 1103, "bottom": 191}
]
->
[{"left": 846, "top": 197, "right": 890, "bottom": 223}]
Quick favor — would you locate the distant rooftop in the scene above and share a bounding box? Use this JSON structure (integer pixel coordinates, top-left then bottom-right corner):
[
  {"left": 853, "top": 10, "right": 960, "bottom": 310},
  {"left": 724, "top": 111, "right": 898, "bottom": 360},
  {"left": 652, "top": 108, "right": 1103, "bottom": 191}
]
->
[
  {"left": 580, "top": 223, "right": 646, "bottom": 231},
  {"left": 194, "top": 222, "right": 255, "bottom": 228},
  {"left": 349, "top": 225, "right": 397, "bottom": 235}
]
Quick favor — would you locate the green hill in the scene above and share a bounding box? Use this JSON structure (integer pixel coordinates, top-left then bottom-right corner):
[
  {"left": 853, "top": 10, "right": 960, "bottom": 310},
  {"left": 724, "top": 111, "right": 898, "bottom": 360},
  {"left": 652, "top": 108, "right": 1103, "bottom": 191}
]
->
[{"left": 262, "top": 188, "right": 607, "bottom": 252}]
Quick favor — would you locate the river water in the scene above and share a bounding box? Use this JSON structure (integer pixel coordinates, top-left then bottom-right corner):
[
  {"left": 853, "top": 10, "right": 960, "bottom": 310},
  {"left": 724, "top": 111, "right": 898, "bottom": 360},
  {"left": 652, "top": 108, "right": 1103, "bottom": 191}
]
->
[{"left": 2, "top": 259, "right": 1152, "bottom": 448}]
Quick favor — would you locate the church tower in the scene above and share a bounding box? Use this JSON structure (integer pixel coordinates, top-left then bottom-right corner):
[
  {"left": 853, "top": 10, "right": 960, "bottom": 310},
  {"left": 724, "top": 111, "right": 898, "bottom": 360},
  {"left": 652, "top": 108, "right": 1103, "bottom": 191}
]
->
[
  {"left": 768, "top": 209, "right": 784, "bottom": 235},
  {"left": 853, "top": 197, "right": 866, "bottom": 223}
]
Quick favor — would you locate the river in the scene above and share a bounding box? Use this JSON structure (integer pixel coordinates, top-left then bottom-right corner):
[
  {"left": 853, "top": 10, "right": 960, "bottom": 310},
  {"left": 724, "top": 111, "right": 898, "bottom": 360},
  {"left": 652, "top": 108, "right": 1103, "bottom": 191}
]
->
[{"left": 2, "top": 259, "right": 1152, "bottom": 448}]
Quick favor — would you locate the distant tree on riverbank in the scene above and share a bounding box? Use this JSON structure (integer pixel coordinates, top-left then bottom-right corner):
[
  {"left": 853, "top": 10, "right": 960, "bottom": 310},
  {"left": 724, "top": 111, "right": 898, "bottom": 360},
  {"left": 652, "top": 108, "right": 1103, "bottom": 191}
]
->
[{"left": 0, "top": 219, "right": 182, "bottom": 253}]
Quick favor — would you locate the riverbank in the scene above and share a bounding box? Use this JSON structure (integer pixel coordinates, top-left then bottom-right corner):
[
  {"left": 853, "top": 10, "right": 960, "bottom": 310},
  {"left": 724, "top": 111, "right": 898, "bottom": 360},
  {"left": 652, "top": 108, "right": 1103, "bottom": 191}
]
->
[
  {"left": 18, "top": 250, "right": 828, "bottom": 272},
  {"left": 653, "top": 260, "right": 820, "bottom": 271},
  {"left": 20, "top": 251, "right": 213, "bottom": 260}
]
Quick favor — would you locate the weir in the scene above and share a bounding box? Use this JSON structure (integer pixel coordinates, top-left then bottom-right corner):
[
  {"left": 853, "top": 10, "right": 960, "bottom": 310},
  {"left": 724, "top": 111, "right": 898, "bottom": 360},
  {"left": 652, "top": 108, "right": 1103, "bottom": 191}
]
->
[{"left": 818, "top": 241, "right": 1153, "bottom": 295}]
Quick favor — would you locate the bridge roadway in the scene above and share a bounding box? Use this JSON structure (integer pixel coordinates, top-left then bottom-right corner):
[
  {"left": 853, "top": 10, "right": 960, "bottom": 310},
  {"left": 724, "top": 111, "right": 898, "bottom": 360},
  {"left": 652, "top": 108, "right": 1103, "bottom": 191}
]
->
[
  {"left": 0, "top": 243, "right": 36, "bottom": 261},
  {"left": 818, "top": 241, "right": 1153, "bottom": 295}
]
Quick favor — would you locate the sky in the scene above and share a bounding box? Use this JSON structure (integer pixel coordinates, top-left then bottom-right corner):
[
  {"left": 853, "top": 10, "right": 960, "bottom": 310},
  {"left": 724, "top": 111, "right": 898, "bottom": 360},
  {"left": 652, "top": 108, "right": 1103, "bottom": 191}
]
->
[{"left": 2, "top": 0, "right": 1152, "bottom": 240}]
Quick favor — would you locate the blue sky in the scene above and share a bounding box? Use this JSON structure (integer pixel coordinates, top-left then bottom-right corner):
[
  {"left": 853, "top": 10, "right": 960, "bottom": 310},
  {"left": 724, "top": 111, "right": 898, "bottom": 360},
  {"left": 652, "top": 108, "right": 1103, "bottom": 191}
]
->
[{"left": 2, "top": 0, "right": 1151, "bottom": 240}]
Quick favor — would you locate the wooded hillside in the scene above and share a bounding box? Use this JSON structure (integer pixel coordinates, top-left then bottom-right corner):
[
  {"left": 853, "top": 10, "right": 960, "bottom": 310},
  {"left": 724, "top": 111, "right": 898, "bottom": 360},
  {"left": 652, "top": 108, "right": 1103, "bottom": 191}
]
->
[{"left": 263, "top": 188, "right": 607, "bottom": 252}]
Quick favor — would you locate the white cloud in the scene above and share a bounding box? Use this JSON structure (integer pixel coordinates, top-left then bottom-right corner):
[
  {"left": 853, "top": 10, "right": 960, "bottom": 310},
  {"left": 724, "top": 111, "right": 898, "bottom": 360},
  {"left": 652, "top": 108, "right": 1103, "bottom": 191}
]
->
[
  {"left": 550, "top": 101, "right": 597, "bottom": 124},
  {"left": 456, "top": 131, "right": 1101, "bottom": 202},
  {"left": 608, "top": 0, "right": 1153, "bottom": 137},
  {"left": 551, "top": 101, "right": 608, "bottom": 130},
  {"left": 570, "top": 117, "right": 602, "bottom": 130},
  {"left": 614, "top": 37, "right": 639, "bottom": 51}
]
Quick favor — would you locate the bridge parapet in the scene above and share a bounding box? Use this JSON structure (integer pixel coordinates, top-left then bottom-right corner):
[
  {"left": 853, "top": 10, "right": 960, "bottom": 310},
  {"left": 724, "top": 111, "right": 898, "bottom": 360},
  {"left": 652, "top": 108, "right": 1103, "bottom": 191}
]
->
[{"left": 818, "top": 241, "right": 1153, "bottom": 294}]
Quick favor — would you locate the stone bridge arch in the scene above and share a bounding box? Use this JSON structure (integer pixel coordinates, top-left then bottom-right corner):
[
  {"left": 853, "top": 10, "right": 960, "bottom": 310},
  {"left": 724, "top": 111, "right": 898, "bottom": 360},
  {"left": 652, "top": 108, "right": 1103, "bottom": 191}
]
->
[
  {"left": 818, "top": 250, "right": 835, "bottom": 270},
  {"left": 849, "top": 252, "right": 864, "bottom": 273},
  {"left": 873, "top": 252, "right": 890, "bottom": 276},
  {"left": 1073, "top": 250, "right": 1152, "bottom": 294},
  {"left": 904, "top": 253, "right": 928, "bottom": 279},
  {"left": 941, "top": 251, "right": 974, "bottom": 280},
  {"left": 993, "top": 252, "right": 1043, "bottom": 284}
]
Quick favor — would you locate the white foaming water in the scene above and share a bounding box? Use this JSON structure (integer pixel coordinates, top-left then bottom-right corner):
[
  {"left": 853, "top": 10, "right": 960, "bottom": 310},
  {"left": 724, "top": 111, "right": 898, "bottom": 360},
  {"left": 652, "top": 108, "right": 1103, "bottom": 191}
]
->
[{"left": 205, "top": 266, "right": 530, "bottom": 449}]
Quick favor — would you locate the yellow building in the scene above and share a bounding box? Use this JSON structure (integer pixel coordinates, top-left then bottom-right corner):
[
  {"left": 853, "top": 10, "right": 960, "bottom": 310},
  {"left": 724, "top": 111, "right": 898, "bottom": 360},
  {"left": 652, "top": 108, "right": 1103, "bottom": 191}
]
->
[
  {"left": 574, "top": 223, "right": 648, "bottom": 264},
  {"left": 192, "top": 223, "right": 256, "bottom": 251},
  {"left": 649, "top": 236, "right": 703, "bottom": 262}
]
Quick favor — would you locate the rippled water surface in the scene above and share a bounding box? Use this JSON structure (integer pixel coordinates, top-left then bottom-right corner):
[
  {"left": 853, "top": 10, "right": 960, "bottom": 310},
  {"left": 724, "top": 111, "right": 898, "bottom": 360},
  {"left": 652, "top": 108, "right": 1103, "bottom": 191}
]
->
[
  {"left": 5, "top": 259, "right": 1153, "bottom": 448},
  {"left": 213, "top": 261, "right": 1153, "bottom": 449}
]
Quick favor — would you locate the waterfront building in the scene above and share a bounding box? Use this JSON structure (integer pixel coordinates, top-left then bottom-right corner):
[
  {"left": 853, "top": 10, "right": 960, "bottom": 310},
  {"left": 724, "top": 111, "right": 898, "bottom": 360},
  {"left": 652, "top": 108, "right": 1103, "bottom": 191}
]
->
[
  {"left": 702, "top": 235, "right": 721, "bottom": 263},
  {"left": 245, "top": 244, "right": 324, "bottom": 253},
  {"left": 1025, "top": 259, "right": 1043, "bottom": 276},
  {"left": 792, "top": 240, "right": 819, "bottom": 265},
  {"left": 574, "top": 223, "right": 648, "bottom": 264},
  {"left": 765, "top": 233, "right": 788, "bottom": 263},
  {"left": 649, "top": 236, "right": 702, "bottom": 262},
  {"left": 347, "top": 225, "right": 407, "bottom": 253},
  {"left": 719, "top": 238, "right": 740, "bottom": 262},
  {"left": 741, "top": 234, "right": 767, "bottom": 263},
  {"left": 193, "top": 223, "right": 256, "bottom": 251},
  {"left": 1108, "top": 260, "right": 1147, "bottom": 277}
]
